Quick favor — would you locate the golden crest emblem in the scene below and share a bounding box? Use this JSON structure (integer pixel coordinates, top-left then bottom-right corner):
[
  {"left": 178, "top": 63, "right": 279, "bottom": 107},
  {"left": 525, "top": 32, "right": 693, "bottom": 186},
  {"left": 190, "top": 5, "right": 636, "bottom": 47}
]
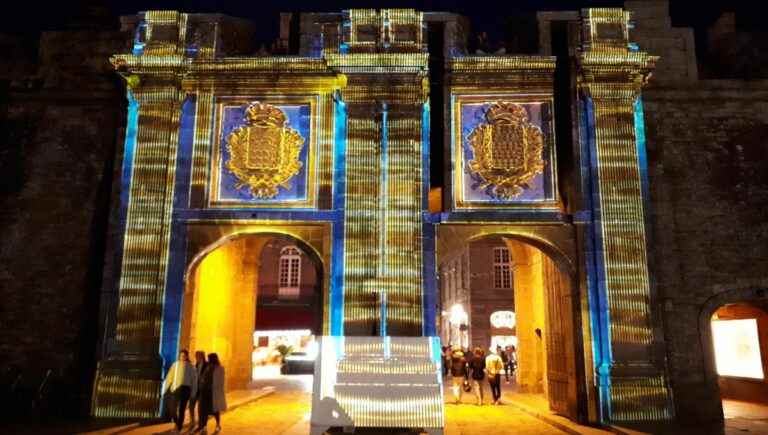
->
[
  {"left": 225, "top": 102, "right": 305, "bottom": 199},
  {"left": 467, "top": 102, "right": 545, "bottom": 199}
]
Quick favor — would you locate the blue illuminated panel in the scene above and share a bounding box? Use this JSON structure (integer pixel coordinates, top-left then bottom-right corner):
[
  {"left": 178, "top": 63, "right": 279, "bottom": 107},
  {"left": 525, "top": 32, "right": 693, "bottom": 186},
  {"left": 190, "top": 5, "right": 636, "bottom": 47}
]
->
[{"left": 216, "top": 103, "right": 312, "bottom": 203}]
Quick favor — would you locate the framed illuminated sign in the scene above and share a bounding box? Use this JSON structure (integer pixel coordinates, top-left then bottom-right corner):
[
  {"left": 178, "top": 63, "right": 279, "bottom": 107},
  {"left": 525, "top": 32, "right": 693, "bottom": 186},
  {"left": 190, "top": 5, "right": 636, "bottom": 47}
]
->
[
  {"left": 451, "top": 94, "right": 559, "bottom": 210},
  {"left": 490, "top": 311, "right": 516, "bottom": 329},
  {"left": 711, "top": 319, "right": 765, "bottom": 379},
  {"left": 209, "top": 96, "right": 318, "bottom": 208}
]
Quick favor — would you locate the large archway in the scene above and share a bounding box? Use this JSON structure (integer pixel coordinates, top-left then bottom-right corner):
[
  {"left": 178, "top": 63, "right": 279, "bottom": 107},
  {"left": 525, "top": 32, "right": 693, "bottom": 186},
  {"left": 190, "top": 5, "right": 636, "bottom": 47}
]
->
[
  {"left": 436, "top": 224, "right": 588, "bottom": 422},
  {"left": 179, "top": 232, "right": 325, "bottom": 391}
]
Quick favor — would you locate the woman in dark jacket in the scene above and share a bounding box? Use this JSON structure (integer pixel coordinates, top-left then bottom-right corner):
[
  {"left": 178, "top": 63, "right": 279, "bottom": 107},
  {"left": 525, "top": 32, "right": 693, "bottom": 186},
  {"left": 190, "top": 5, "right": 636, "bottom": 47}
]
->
[
  {"left": 463, "top": 348, "right": 474, "bottom": 381},
  {"left": 469, "top": 347, "right": 486, "bottom": 405},
  {"left": 197, "top": 353, "right": 226, "bottom": 433}
]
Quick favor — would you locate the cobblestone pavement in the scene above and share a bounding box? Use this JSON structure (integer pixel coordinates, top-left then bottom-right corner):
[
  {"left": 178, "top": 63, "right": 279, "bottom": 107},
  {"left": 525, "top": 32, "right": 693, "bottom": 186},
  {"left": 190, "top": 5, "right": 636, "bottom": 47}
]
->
[
  {"left": 723, "top": 399, "right": 768, "bottom": 435},
  {"left": 443, "top": 400, "right": 563, "bottom": 435},
  {"left": 214, "top": 381, "right": 565, "bottom": 435},
  {"left": 13, "top": 372, "right": 768, "bottom": 434},
  {"left": 81, "top": 373, "right": 573, "bottom": 435}
]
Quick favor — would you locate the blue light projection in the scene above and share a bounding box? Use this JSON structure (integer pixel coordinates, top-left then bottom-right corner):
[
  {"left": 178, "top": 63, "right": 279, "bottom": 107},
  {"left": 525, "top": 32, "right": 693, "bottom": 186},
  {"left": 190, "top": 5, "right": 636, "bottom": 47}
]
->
[
  {"left": 459, "top": 102, "right": 552, "bottom": 203},
  {"left": 330, "top": 97, "right": 347, "bottom": 336},
  {"left": 217, "top": 103, "right": 312, "bottom": 202},
  {"left": 580, "top": 96, "right": 613, "bottom": 422},
  {"left": 160, "top": 95, "right": 196, "bottom": 377}
]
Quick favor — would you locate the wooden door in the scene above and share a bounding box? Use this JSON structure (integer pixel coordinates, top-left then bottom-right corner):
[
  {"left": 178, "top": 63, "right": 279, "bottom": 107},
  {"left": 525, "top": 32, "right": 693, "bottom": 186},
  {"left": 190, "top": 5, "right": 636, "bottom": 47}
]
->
[{"left": 543, "top": 255, "right": 578, "bottom": 420}]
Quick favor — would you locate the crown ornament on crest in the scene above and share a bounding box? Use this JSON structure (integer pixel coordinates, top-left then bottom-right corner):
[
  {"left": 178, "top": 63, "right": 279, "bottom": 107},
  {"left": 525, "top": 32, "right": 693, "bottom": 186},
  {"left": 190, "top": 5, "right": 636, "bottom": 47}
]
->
[
  {"left": 245, "top": 102, "right": 287, "bottom": 127},
  {"left": 485, "top": 102, "right": 529, "bottom": 125}
]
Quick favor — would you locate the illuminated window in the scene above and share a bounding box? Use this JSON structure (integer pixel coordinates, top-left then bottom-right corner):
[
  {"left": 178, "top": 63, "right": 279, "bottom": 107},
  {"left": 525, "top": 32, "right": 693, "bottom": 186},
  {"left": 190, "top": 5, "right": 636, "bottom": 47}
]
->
[
  {"left": 493, "top": 247, "right": 512, "bottom": 289},
  {"left": 712, "top": 318, "right": 765, "bottom": 379},
  {"left": 279, "top": 246, "right": 301, "bottom": 299}
]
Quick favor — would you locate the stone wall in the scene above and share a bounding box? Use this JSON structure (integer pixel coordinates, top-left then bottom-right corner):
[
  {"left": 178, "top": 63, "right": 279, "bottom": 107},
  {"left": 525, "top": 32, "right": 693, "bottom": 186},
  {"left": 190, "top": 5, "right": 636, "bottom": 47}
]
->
[
  {"left": 468, "top": 237, "right": 515, "bottom": 351},
  {"left": 2, "top": 1, "right": 767, "bottom": 424},
  {"left": 627, "top": 0, "right": 768, "bottom": 424},
  {"left": 0, "top": 20, "right": 127, "bottom": 416}
]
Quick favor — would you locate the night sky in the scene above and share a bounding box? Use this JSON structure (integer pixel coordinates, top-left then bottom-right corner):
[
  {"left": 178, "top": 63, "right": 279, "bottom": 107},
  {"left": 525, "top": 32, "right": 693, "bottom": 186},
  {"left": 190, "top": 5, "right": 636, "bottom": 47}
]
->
[{"left": 3, "top": 0, "right": 764, "bottom": 46}]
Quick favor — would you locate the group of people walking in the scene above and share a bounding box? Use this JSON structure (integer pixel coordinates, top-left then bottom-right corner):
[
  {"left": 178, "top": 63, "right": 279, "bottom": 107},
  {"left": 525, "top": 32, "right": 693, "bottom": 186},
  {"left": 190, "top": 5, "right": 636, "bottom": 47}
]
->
[
  {"left": 163, "top": 349, "right": 227, "bottom": 434},
  {"left": 444, "top": 345, "right": 516, "bottom": 406}
]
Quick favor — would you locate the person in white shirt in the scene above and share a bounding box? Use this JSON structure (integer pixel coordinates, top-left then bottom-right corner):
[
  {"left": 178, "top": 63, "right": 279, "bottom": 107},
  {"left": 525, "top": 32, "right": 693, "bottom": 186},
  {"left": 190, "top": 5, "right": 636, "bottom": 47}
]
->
[
  {"left": 163, "top": 349, "right": 197, "bottom": 432},
  {"left": 485, "top": 348, "right": 505, "bottom": 405}
]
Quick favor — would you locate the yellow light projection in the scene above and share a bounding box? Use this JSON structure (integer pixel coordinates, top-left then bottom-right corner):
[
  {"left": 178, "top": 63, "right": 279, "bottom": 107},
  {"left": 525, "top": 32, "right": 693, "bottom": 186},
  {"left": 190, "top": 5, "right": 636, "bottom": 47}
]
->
[
  {"left": 505, "top": 240, "right": 548, "bottom": 394},
  {"left": 341, "top": 104, "right": 425, "bottom": 335},
  {"left": 577, "top": 8, "right": 671, "bottom": 422},
  {"left": 335, "top": 12, "right": 428, "bottom": 335},
  {"left": 712, "top": 319, "right": 765, "bottom": 379},
  {"left": 103, "top": 11, "right": 346, "bottom": 418},
  {"left": 186, "top": 237, "right": 260, "bottom": 390}
]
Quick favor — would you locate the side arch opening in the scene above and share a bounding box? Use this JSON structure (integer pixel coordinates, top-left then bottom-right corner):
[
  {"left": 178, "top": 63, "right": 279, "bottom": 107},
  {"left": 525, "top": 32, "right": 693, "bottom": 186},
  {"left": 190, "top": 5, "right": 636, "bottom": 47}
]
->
[
  {"left": 179, "top": 232, "right": 324, "bottom": 391},
  {"left": 436, "top": 226, "right": 586, "bottom": 422}
]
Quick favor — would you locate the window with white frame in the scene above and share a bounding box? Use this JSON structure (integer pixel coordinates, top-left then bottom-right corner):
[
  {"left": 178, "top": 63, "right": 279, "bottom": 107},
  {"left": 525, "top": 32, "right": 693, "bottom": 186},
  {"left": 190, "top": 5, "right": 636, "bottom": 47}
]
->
[
  {"left": 278, "top": 246, "right": 301, "bottom": 299},
  {"left": 493, "top": 247, "right": 512, "bottom": 289}
]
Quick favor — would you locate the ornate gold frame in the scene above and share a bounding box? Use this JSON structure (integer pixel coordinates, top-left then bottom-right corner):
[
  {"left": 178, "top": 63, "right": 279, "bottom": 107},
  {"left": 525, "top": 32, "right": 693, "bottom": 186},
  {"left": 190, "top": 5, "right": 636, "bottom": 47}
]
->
[
  {"left": 451, "top": 93, "right": 560, "bottom": 210},
  {"left": 209, "top": 95, "right": 319, "bottom": 208}
]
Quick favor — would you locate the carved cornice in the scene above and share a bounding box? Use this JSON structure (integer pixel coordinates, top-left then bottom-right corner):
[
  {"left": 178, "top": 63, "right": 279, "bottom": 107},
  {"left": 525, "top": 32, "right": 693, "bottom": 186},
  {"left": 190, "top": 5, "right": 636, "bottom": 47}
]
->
[
  {"left": 576, "top": 8, "right": 658, "bottom": 99},
  {"left": 448, "top": 56, "right": 556, "bottom": 73}
]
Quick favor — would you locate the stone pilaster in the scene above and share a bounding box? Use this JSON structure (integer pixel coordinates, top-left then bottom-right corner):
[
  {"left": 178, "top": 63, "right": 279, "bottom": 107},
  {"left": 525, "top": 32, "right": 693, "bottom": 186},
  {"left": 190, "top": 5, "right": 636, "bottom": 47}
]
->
[
  {"left": 93, "top": 10, "right": 187, "bottom": 418},
  {"left": 577, "top": 8, "right": 672, "bottom": 423}
]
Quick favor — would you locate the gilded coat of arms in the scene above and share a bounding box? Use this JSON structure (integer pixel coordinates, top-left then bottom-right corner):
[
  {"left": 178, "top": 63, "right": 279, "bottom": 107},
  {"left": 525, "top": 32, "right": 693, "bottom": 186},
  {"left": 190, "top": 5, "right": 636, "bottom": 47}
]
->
[
  {"left": 225, "top": 102, "right": 305, "bottom": 199},
  {"left": 467, "top": 102, "right": 545, "bottom": 199}
]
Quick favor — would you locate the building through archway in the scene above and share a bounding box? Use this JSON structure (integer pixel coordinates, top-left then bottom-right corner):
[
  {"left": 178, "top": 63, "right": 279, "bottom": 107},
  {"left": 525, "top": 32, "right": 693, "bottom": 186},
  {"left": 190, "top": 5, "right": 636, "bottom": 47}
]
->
[
  {"left": 179, "top": 233, "right": 323, "bottom": 391},
  {"left": 438, "top": 228, "right": 584, "bottom": 420}
]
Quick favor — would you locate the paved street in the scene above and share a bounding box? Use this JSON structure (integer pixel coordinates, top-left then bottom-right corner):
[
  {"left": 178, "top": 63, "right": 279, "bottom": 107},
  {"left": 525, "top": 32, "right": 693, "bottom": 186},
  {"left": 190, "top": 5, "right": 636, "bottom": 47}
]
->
[
  {"left": 443, "top": 397, "right": 565, "bottom": 435},
  {"left": 8, "top": 370, "right": 764, "bottom": 435},
  {"left": 81, "top": 369, "right": 577, "bottom": 435}
]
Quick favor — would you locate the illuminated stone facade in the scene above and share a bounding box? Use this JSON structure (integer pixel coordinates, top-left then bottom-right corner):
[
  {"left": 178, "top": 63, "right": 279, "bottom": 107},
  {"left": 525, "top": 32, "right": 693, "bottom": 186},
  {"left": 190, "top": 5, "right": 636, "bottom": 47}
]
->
[
  {"left": 86, "top": 7, "right": 673, "bottom": 424},
  {"left": 5, "top": 1, "right": 767, "bottom": 429},
  {"left": 82, "top": 7, "right": 676, "bottom": 425}
]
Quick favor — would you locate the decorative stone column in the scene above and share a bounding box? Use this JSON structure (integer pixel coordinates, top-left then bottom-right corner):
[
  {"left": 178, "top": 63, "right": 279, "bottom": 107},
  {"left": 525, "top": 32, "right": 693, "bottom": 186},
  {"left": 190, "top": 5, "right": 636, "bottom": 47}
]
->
[
  {"left": 577, "top": 8, "right": 673, "bottom": 422},
  {"left": 328, "top": 9, "right": 428, "bottom": 337},
  {"left": 93, "top": 11, "right": 187, "bottom": 418}
]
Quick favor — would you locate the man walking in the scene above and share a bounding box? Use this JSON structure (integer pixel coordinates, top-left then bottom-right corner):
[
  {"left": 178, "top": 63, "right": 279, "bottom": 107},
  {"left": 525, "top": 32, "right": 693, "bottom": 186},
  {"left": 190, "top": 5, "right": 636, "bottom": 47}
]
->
[
  {"left": 505, "top": 345, "right": 517, "bottom": 383},
  {"left": 449, "top": 346, "right": 467, "bottom": 404},
  {"left": 163, "top": 349, "right": 198, "bottom": 433},
  {"left": 497, "top": 345, "right": 509, "bottom": 382},
  {"left": 486, "top": 347, "right": 505, "bottom": 405}
]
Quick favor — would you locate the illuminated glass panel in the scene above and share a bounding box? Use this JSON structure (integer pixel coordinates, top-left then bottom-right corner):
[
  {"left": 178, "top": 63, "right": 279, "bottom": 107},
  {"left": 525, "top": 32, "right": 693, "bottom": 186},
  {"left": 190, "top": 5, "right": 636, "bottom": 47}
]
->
[
  {"left": 311, "top": 336, "right": 444, "bottom": 431},
  {"left": 712, "top": 319, "right": 765, "bottom": 379}
]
